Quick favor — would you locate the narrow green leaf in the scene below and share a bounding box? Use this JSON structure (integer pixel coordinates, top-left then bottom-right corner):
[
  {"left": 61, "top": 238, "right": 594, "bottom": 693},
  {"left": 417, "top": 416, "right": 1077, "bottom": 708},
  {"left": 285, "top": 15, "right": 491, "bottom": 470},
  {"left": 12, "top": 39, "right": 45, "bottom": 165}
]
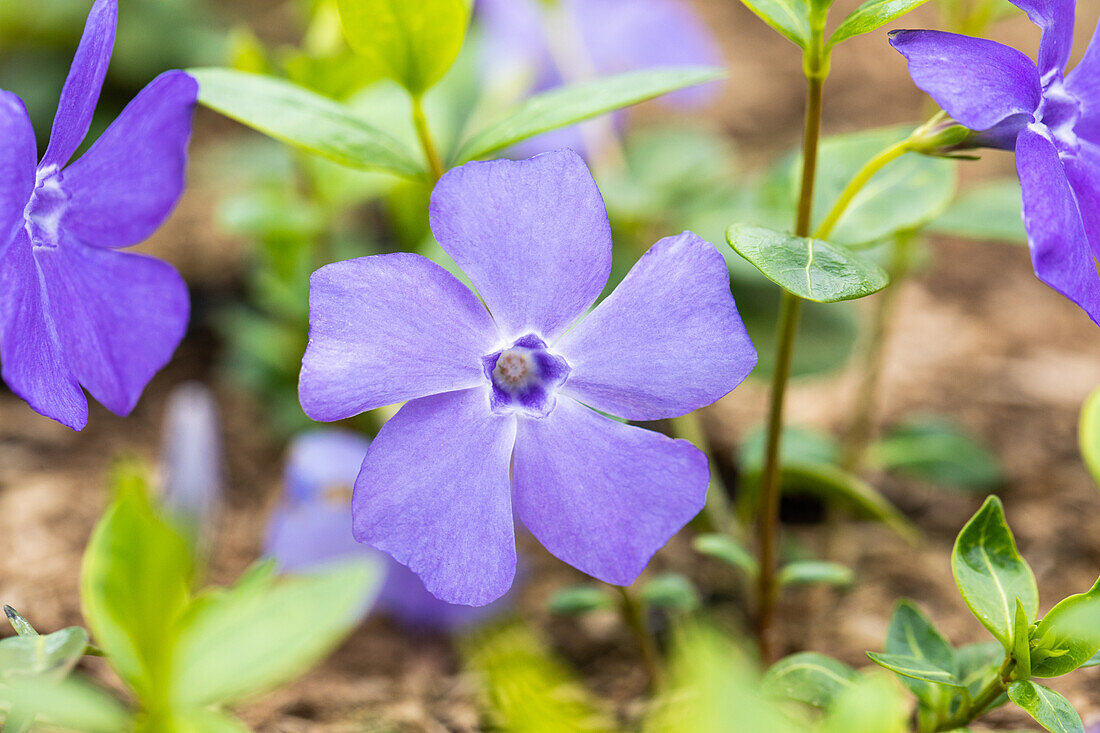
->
[
  {"left": 692, "top": 533, "right": 759, "bottom": 577},
  {"left": 335, "top": 0, "right": 469, "bottom": 95},
  {"left": 189, "top": 68, "right": 425, "bottom": 177},
  {"left": 0, "top": 678, "right": 130, "bottom": 733},
  {"left": 762, "top": 652, "right": 858, "bottom": 709},
  {"left": 455, "top": 66, "right": 725, "bottom": 163},
  {"left": 885, "top": 601, "right": 957, "bottom": 709},
  {"left": 726, "top": 224, "right": 889, "bottom": 303},
  {"left": 1007, "top": 680, "right": 1085, "bottom": 733},
  {"left": 1079, "top": 386, "right": 1100, "bottom": 490},
  {"left": 1014, "top": 599, "right": 1032, "bottom": 679},
  {"left": 169, "top": 558, "right": 380, "bottom": 706},
  {"left": 951, "top": 496, "right": 1038, "bottom": 650},
  {"left": 1031, "top": 575, "right": 1100, "bottom": 677},
  {"left": 778, "top": 561, "right": 854, "bottom": 588},
  {"left": 548, "top": 586, "right": 617, "bottom": 616},
  {"left": 867, "top": 652, "right": 965, "bottom": 688},
  {"left": 870, "top": 416, "right": 1004, "bottom": 490},
  {"left": 928, "top": 179, "right": 1027, "bottom": 244},
  {"left": 739, "top": 0, "right": 811, "bottom": 47},
  {"left": 828, "top": 0, "right": 933, "bottom": 48},
  {"left": 3, "top": 606, "right": 37, "bottom": 638}
]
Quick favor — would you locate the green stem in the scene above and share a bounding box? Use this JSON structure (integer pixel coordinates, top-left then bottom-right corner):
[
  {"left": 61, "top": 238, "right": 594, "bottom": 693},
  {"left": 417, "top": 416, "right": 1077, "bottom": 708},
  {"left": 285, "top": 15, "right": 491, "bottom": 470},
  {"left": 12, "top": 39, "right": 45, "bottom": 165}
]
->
[
  {"left": 615, "top": 586, "right": 662, "bottom": 692},
  {"left": 934, "top": 657, "right": 1013, "bottom": 732},
  {"left": 813, "top": 139, "right": 910, "bottom": 241},
  {"left": 412, "top": 95, "right": 445, "bottom": 182}
]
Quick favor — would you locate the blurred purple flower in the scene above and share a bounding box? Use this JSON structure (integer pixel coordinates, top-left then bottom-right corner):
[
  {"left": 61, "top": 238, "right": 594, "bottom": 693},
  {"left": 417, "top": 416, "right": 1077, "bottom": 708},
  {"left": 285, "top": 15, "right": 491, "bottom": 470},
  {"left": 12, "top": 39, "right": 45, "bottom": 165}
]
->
[
  {"left": 160, "top": 382, "right": 224, "bottom": 551},
  {"left": 299, "top": 150, "right": 757, "bottom": 606},
  {"left": 891, "top": 0, "right": 1100, "bottom": 325},
  {"left": 0, "top": 0, "right": 195, "bottom": 430},
  {"left": 265, "top": 429, "right": 509, "bottom": 631},
  {"left": 477, "top": 0, "right": 723, "bottom": 155}
]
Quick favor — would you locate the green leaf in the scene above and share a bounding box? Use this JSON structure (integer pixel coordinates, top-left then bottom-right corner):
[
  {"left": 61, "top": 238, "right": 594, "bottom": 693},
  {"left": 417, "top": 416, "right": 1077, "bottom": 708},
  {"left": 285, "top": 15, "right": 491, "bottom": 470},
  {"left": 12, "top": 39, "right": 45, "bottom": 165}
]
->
[
  {"left": 928, "top": 179, "right": 1027, "bottom": 244},
  {"left": 726, "top": 224, "right": 889, "bottom": 303},
  {"left": 1007, "top": 680, "right": 1085, "bottom": 733},
  {"left": 169, "top": 708, "right": 252, "bottom": 733},
  {"left": 1083, "top": 649, "right": 1100, "bottom": 668},
  {"left": 762, "top": 652, "right": 858, "bottom": 709},
  {"left": 169, "top": 558, "right": 381, "bottom": 706},
  {"left": 3, "top": 606, "right": 37, "bottom": 637},
  {"left": 738, "top": 0, "right": 811, "bottom": 47},
  {"left": 1014, "top": 599, "right": 1032, "bottom": 679},
  {"left": 885, "top": 601, "right": 957, "bottom": 708},
  {"left": 455, "top": 66, "right": 725, "bottom": 163},
  {"left": 548, "top": 586, "right": 617, "bottom": 616},
  {"left": 1079, "top": 386, "right": 1100, "bottom": 490},
  {"left": 956, "top": 641, "right": 1006, "bottom": 699},
  {"left": 693, "top": 533, "right": 759, "bottom": 577},
  {"left": 951, "top": 496, "right": 1038, "bottom": 650},
  {"left": 778, "top": 561, "right": 854, "bottom": 588},
  {"left": 80, "top": 464, "right": 193, "bottom": 698},
  {"left": 640, "top": 573, "right": 700, "bottom": 613},
  {"left": 869, "top": 416, "right": 1003, "bottom": 491},
  {"left": 828, "top": 0, "right": 933, "bottom": 48},
  {"left": 0, "top": 627, "right": 88, "bottom": 683},
  {"left": 335, "top": 0, "right": 469, "bottom": 95},
  {"left": 740, "top": 426, "right": 839, "bottom": 473},
  {"left": 0, "top": 678, "right": 130, "bottom": 733},
  {"left": 866, "top": 652, "right": 965, "bottom": 688},
  {"left": 819, "top": 673, "right": 909, "bottom": 733},
  {"left": 1031, "top": 575, "right": 1100, "bottom": 677},
  {"left": 189, "top": 68, "right": 424, "bottom": 177}
]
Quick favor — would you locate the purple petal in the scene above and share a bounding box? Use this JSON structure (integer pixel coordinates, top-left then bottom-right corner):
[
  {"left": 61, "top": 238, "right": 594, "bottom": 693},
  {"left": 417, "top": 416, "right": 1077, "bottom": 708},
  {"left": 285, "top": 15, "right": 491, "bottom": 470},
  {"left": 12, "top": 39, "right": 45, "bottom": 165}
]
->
[
  {"left": 1063, "top": 141, "right": 1100, "bottom": 261},
  {"left": 284, "top": 430, "right": 372, "bottom": 505},
  {"left": 889, "top": 30, "right": 1041, "bottom": 132},
  {"left": 429, "top": 151, "right": 612, "bottom": 340},
  {"left": 299, "top": 254, "right": 499, "bottom": 422},
  {"left": 376, "top": 560, "right": 510, "bottom": 631},
  {"left": 513, "top": 396, "right": 708, "bottom": 586},
  {"left": 62, "top": 71, "right": 197, "bottom": 249},
  {"left": 1016, "top": 127, "right": 1100, "bottom": 325},
  {"left": 556, "top": 231, "right": 756, "bottom": 421},
  {"left": 0, "top": 92, "right": 36, "bottom": 252},
  {"left": 1009, "top": 0, "right": 1075, "bottom": 75},
  {"left": 41, "top": 0, "right": 117, "bottom": 170},
  {"left": 0, "top": 233, "right": 88, "bottom": 430},
  {"left": 1066, "top": 17, "right": 1100, "bottom": 145},
  {"left": 352, "top": 388, "right": 518, "bottom": 606},
  {"left": 34, "top": 238, "right": 189, "bottom": 416}
]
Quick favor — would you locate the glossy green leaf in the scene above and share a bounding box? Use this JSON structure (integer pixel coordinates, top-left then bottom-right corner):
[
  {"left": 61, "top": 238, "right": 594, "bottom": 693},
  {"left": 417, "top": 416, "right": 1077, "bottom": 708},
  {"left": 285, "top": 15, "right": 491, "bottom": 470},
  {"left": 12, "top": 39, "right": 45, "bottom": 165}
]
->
[
  {"left": 335, "top": 0, "right": 469, "bottom": 95},
  {"left": 0, "top": 627, "right": 88, "bottom": 684},
  {"left": 1014, "top": 599, "right": 1032, "bottom": 679},
  {"left": 866, "top": 652, "right": 964, "bottom": 688},
  {"left": 1007, "top": 680, "right": 1084, "bottom": 733},
  {"left": 819, "top": 673, "right": 909, "bottom": 733},
  {"left": 1031, "top": 576, "right": 1100, "bottom": 677},
  {"left": 693, "top": 533, "right": 758, "bottom": 577},
  {"left": 455, "top": 66, "right": 724, "bottom": 163},
  {"left": 3, "top": 606, "right": 36, "bottom": 638},
  {"left": 870, "top": 416, "right": 1003, "bottom": 490},
  {"left": 929, "top": 179, "right": 1027, "bottom": 244},
  {"left": 885, "top": 601, "right": 956, "bottom": 708},
  {"left": 762, "top": 652, "right": 858, "bottom": 709},
  {"left": 189, "top": 68, "right": 425, "bottom": 177},
  {"left": 80, "top": 464, "right": 193, "bottom": 697},
  {"left": 739, "top": 0, "right": 811, "bottom": 47},
  {"left": 548, "top": 586, "right": 616, "bottom": 616},
  {"left": 726, "top": 224, "right": 889, "bottom": 302},
  {"left": 778, "top": 561, "right": 854, "bottom": 588},
  {"left": 951, "top": 496, "right": 1038, "bottom": 650},
  {"left": 1079, "top": 386, "right": 1100, "bottom": 490},
  {"left": 0, "top": 678, "right": 130, "bottom": 733},
  {"left": 169, "top": 558, "right": 380, "bottom": 706},
  {"left": 828, "top": 0, "right": 933, "bottom": 48}
]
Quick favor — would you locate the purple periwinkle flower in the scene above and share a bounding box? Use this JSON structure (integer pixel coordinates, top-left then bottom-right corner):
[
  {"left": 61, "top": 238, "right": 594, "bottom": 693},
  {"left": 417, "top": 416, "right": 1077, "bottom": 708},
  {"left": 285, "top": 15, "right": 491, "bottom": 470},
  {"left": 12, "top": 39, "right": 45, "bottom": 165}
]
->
[
  {"left": 890, "top": 0, "right": 1100, "bottom": 325},
  {"left": 266, "top": 429, "right": 510, "bottom": 630},
  {"left": 0, "top": 0, "right": 196, "bottom": 430},
  {"left": 298, "top": 150, "right": 758, "bottom": 606}
]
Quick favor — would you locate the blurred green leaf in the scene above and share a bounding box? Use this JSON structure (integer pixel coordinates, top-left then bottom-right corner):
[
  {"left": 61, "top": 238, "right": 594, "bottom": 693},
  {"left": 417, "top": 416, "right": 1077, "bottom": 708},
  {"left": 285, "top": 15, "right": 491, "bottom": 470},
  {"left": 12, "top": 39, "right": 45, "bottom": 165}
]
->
[
  {"left": 778, "top": 561, "right": 854, "bottom": 588},
  {"left": 740, "top": 426, "right": 839, "bottom": 473},
  {"left": 819, "top": 673, "right": 909, "bottom": 733},
  {"left": 828, "top": 0, "right": 933, "bottom": 48},
  {"left": 548, "top": 586, "right": 616, "bottom": 616},
  {"left": 761, "top": 651, "right": 857, "bottom": 710},
  {"left": 956, "top": 641, "right": 1005, "bottom": 699},
  {"left": 455, "top": 66, "right": 725, "bottom": 163},
  {"left": 80, "top": 463, "right": 193, "bottom": 699},
  {"left": 1031, "top": 575, "right": 1100, "bottom": 677},
  {"left": 169, "top": 558, "right": 380, "bottom": 707},
  {"left": 693, "top": 533, "right": 759, "bottom": 577},
  {"left": 951, "top": 496, "right": 1038, "bottom": 650},
  {"left": 726, "top": 224, "right": 890, "bottom": 302},
  {"left": 929, "top": 179, "right": 1027, "bottom": 244},
  {"left": 640, "top": 573, "right": 700, "bottom": 613},
  {"left": 1082, "top": 649, "right": 1100, "bottom": 667},
  {"left": 870, "top": 416, "right": 1004, "bottom": 490},
  {"left": 0, "top": 678, "right": 129, "bottom": 733},
  {"left": 1007, "top": 680, "right": 1084, "bottom": 733},
  {"left": 169, "top": 708, "right": 252, "bottom": 733},
  {"left": 0, "top": 627, "right": 88, "bottom": 684},
  {"left": 866, "top": 652, "right": 964, "bottom": 688},
  {"left": 885, "top": 601, "right": 956, "bottom": 710},
  {"left": 738, "top": 0, "right": 811, "bottom": 47},
  {"left": 335, "top": 0, "right": 469, "bottom": 95},
  {"left": 1079, "top": 386, "right": 1100, "bottom": 490},
  {"left": 189, "top": 68, "right": 425, "bottom": 177}
]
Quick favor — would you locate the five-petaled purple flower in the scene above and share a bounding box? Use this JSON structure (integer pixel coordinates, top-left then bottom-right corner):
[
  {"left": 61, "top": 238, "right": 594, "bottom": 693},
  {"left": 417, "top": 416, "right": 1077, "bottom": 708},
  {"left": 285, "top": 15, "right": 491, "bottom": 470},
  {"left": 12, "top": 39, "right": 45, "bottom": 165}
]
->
[
  {"left": 266, "top": 430, "right": 511, "bottom": 629},
  {"left": 891, "top": 0, "right": 1100, "bottom": 325},
  {"left": 299, "top": 149, "right": 758, "bottom": 606},
  {"left": 0, "top": 0, "right": 196, "bottom": 430}
]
